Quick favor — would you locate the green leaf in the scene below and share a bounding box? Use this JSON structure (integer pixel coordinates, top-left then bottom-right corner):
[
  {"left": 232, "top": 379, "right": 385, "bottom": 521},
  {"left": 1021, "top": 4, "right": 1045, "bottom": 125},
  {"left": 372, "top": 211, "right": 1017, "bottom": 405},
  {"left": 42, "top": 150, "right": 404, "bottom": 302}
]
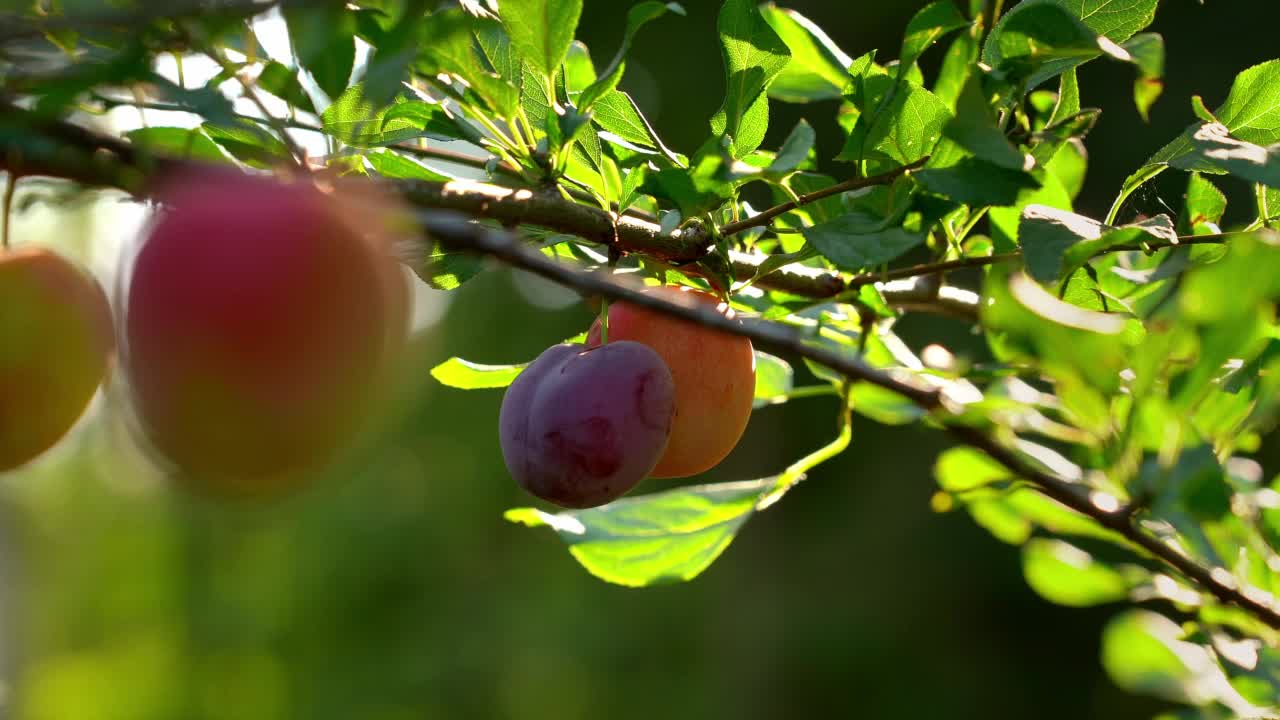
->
[
  {"left": 840, "top": 71, "right": 951, "bottom": 168},
  {"left": 761, "top": 4, "right": 853, "bottom": 103},
  {"left": 359, "top": 0, "right": 428, "bottom": 109},
  {"left": 1019, "top": 204, "right": 1106, "bottom": 282},
  {"left": 1101, "top": 611, "right": 1204, "bottom": 704},
  {"left": 414, "top": 243, "right": 487, "bottom": 291},
  {"left": 983, "top": 264, "right": 1132, "bottom": 394},
  {"left": 1058, "top": 215, "right": 1176, "bottom": 282},
  {"left": 322, "top": 84, "right": 458, "bottom": 147},
  {"left": 1171, "top": 122, "right": 1280, "bottom": 189},
  {"left": 125, "top": 127, "right": 233, "bottom": 165},
  {"left": 983, "top": 0, "right": 1157, "bottom": 89},
  {"left": 753, "top": 351, "right": 793, "bottom": 407},
  {"left": 1180, "top": 173, "right": 1227, "bottom": 233},
  {"left": 985, "top": 1, "right": 1127, "bottom": 75},
  {"left": 766, "top": 119, "right": 815, "bottom": 174},
  {"left": 498, "top": 0, "right": 583, "bottom": 79},
  {"left": 1121, "top": 59, "right": 1280, "bottom": 217},
  {"left": 899, "top": 1, "right": 969, "bottom": 71},
  {"left": 709, "top": 0, "right": 791, "bottom": 158},
  {"left": 933, "top": 32, "right": 978, "bottom": 109},
  {"left": 943, "top": 70, "right": 1028, "bottom": 170},
  {"left": 916, "top": 142, "right": 1041, "bottom": 207},
  {"left": 201, "top": 120, "right": 289, "bottom": 169},
  {"left": 562, "top": 40, "right": 597, "bottom": 93},
  {"left": 256, "top": 61, "right": 316, "bottom": 115},
  {"left": 284, "top": 3, "right": 356, "bottom": 101},
  {"left": 1021, "top": 538, "right": 1132, "bottom": 607},
  {"left": 577, "top": 2, "right": 682, "bottom": 110},
  {"left": 1044, "top": 137, "right": 1087, "bottom": 201},
  {"left": 430, "top": 358, "right": 527, "bottom": 389},
  {"left": 420, "top": 11, "right": 521, "bottom": 118},
  {"left": 592, "top": 90, "right": 684, "bottom": 166},
  {"left": 1050, "top": 0, "right": 1158, "bottom": 43},
  {"left": 803, "top": 217, "right": 924, "bottom": 271},
  {"left": 641, "top": 153, "right": 734, "bottom": 217},
  {"left": 849, "top": 383, "right": 925, "bottom": 425},
  {"left": 1050, "top": 68, "right": 1081, "bottom": 125},
  {"left": 935, "top": 447, "right": 1009, "bottom": 492},
  {"left": 506, "top": 478, "right": 775, "bottom": 587},
  {"left": 1124, "top": 32, "right": 1164, "bottom": 121},
  {"left": 365, "top": 150, "right": 455, "bottom": 182}
]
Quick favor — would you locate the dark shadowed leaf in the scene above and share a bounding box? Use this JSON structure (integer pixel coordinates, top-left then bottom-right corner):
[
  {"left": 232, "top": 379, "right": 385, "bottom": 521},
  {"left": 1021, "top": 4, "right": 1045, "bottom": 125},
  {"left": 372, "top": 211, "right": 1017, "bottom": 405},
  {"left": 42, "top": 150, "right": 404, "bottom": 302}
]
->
[
  {"left": 899, "top": 1, "right": 969, "bottom": 70},
  {"left": 916, "top": 141, "right": 1041, "bottom": 206},
  {"left": 767, "top": 119, "right": 815, "bottom": 174},
  {"left": 283, "top": 3, "right": 356, "bottom": 101},
  {"left": 803, "top": 217, "right": 924, "bottom": 271},
  {"left": 578, "top": 2, "right": 683, "bottom": 110}
]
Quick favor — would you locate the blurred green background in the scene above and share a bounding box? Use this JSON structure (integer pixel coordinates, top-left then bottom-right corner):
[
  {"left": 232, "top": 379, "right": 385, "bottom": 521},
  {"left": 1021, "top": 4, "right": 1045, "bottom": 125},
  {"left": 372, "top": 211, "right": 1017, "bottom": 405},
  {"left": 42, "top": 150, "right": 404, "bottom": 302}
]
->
[{"left": 6, "top": 1, "right": 1280, "bottom": 719}]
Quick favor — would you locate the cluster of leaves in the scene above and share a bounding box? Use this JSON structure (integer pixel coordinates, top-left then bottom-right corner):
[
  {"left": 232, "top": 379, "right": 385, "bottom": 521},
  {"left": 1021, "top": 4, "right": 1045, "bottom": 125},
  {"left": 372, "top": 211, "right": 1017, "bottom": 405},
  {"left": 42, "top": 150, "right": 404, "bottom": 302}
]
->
[{"left": 6, "top": 0, "right": 1280, "bottom": 715}]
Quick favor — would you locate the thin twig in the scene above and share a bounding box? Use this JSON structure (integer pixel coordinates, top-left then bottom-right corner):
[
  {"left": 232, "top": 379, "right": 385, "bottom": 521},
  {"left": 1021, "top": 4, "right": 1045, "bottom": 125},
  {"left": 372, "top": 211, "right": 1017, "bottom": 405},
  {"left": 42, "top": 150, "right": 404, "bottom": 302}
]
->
[
  {"left": 417, "top": 211, "right": 947, "bottom": 408},
  {"left": 719, "top": 157, "right": 929, "bottom": 237},
  {"left": 946, "top": 426, "right": 1280, "bottom": 627},
  {"left": 195, "top": 32, "right": 309, "bottom": 166},
  {"left": 1, "top": 173, "right": 17, "bottom": 250}
]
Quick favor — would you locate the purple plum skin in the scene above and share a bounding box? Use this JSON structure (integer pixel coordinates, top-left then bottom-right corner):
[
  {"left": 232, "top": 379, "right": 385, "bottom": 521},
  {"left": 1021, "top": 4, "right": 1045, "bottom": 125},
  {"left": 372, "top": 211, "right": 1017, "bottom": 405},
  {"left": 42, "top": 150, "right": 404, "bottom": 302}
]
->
[{"left": 499, "top": 342, "right": 675, "bottom": 508}]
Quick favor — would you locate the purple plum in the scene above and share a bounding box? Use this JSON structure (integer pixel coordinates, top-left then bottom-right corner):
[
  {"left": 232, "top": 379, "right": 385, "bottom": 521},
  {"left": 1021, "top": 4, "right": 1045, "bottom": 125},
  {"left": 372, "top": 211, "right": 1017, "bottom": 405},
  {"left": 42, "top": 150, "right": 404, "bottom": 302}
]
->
[{"left": 499, "top": 342, "right": 675, "bottom": 508}]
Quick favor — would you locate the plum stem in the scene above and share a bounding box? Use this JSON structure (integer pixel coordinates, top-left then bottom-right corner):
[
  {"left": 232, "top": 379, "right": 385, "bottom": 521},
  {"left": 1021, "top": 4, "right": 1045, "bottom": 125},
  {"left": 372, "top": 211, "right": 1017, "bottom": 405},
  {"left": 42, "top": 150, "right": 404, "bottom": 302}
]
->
[
  {"left": 598, "top": 298, "right": 610, "bottom": 345},
  {"left": 757, "top": 389, "right": 854, "bottom": 511},
  {"left": 1, "top": 173, "right": 16, "bottom": 250}
]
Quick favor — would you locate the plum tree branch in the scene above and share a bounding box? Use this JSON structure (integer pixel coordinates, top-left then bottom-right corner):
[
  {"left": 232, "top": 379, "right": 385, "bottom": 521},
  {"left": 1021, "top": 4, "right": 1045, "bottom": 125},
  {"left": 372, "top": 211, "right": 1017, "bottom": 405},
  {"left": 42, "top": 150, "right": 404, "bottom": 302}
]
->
[
  {"left": 0, "top": 0, "right": 283, "bottom": 43},
  {"left": 419, "top": 210, "right": 1280, "bottom": 630},
  {"left": 718, "top": 157, "right": 929, "bottom": 237},
  {"left": 0, "top": 104, "right": 1235, "bottom": 312},
  {"left": 2, "top": 99, "right": 1275, "bottom": 629},
  {"left": 415, "top": 211, "right": 947, "bottom": 408}
]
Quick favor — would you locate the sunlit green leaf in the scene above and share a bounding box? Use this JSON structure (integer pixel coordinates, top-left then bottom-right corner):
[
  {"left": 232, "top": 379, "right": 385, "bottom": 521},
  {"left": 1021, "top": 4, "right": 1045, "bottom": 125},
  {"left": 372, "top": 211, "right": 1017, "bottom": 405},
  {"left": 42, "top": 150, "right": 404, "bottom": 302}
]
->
[
  {"left": 753, "top": 351, "right": 793, "bottom": 407},
  {"left": 840, "top": 69, "right": 951, "bottom": 168},
  {"left": 1120, "top": 59, "right": 1280, "bottom": 219},
  {"left": 506, "top": 478, "right": 775, "bottom": 587},
  {"left": 767, "top": 119, "right": 815, "bottom": 175},
  {"left": 1102, "top": 610, "right": 1244, "bottom": 708},
  {"left": 761, "top": 4, "right": 853, "bottom": 103},
  {"left": 1171, "top": 123, "right": 1280, "bottom": 189},
  {"left": 498, "top": 0, "right": 583, "bottom": 78},
  {"left": 126, "top": 127, "right": 234, "bottom": 165},
  {"left": 431, "top": 357, "right": 526, "bottom": 388},
  {"left": 935, "top": 447, "right": 1010, "bottom": 493},
  {"left": 709, "top": 0, "right": 791, "bottom": 158},
  {"left": 1022, "top": 538, "right": 1132, "bottom": 607},
  {"left": 1124, "top": 32, "right": 1164, "bottom": 120},
  {"left": 592, "top": 90, "right": 684, "bottom": 166}
]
